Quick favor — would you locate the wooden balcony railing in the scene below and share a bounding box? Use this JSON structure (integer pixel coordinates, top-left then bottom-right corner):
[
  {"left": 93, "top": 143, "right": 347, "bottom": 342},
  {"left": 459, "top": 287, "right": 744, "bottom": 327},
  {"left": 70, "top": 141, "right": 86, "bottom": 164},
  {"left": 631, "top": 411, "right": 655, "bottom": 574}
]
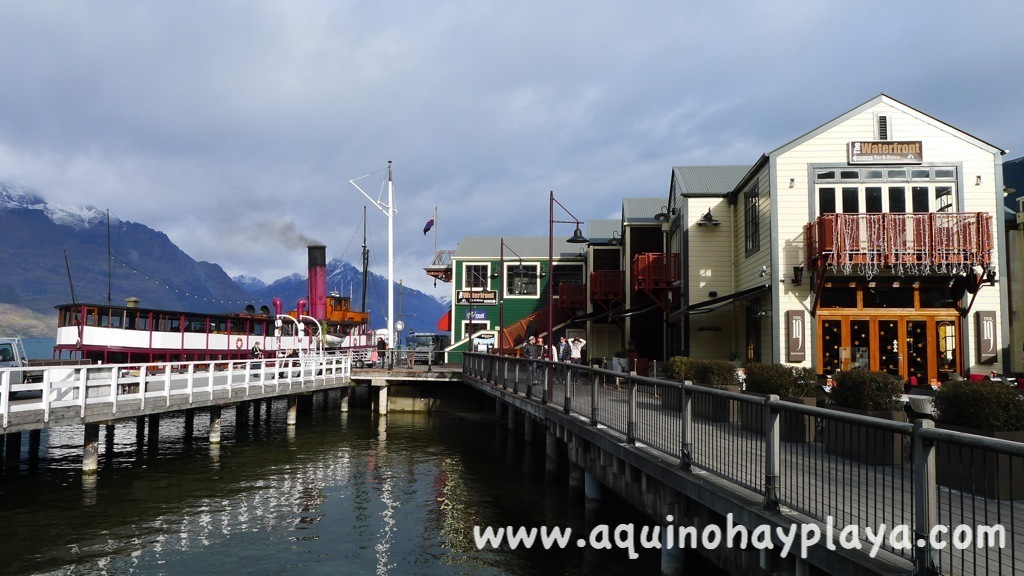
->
[
  {"left": 590, "top": 270, "right": 625, "bottom": 302},
  {"left": 632, "top": 253, "right": 681, "bottom": 292},
  {"left": 557, "top": 283, "right": 587, "bottom": 309},
  {"left": 805, "top": 213, "right": 993, "bottom": 273}
]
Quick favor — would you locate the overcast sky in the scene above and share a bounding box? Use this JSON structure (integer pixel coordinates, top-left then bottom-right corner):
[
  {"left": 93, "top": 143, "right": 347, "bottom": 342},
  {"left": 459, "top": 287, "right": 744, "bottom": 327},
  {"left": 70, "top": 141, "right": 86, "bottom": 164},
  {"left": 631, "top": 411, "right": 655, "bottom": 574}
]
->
[{"left": 1, "top": 1, "right": 1022, "bottom": 300}]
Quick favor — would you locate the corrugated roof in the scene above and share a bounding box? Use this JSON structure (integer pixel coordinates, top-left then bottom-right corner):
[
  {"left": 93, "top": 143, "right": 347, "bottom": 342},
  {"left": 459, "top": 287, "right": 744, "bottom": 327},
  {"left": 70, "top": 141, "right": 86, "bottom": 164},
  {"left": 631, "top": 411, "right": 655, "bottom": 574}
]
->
[
  {"left": 622, "top": 197, "right": 667, "bottom": 225},
  {"left": 451, "top": 236, "right": 582, "bottom": 259},
  {"left": 671, "top": 165, "right": 750, "bottom": 198},
  {"left": 586, "top": 219, "right": 621, "bottom": 243}
]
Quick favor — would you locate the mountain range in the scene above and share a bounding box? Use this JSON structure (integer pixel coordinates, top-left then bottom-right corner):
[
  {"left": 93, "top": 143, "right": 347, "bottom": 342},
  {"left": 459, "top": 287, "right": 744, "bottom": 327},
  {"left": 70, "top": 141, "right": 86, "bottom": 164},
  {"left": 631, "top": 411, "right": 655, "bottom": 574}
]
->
[{"left": 0, "top": 182, "right": 448, "bottom": 338}]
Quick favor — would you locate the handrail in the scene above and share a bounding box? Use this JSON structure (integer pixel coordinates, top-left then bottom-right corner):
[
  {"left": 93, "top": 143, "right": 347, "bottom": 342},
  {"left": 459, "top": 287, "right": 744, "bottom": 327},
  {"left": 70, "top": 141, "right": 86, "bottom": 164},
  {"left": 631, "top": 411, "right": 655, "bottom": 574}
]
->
[{"left": 462, "top": 352, "right": 1021, "bottom": 575}]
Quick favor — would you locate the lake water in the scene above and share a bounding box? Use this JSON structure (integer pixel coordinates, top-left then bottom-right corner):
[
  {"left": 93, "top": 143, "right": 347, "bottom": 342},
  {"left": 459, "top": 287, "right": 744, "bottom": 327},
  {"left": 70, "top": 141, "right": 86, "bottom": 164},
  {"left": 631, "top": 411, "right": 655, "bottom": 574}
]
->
[{"left": 0, "top": 394, "right": 680, "bottom": 575}]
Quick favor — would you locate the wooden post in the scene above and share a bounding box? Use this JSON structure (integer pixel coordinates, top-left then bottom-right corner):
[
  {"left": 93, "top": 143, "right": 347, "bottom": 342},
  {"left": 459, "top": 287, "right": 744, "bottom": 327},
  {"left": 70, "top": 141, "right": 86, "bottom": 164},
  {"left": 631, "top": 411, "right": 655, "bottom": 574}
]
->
[
  {"left": 4, "top": 431, "right": 21, "bottom": 477},
  {"left": 209, "top": 406, "right": 222, "bottom": 444},
  {"left": 147, "top": 414, "right": 160, "bottom": 451},
  {"left": 82, "top": 424, "right": 100, "bottom": 473},
  {"left": 287, "top": 396, "right": 297, "bottom": 426}
]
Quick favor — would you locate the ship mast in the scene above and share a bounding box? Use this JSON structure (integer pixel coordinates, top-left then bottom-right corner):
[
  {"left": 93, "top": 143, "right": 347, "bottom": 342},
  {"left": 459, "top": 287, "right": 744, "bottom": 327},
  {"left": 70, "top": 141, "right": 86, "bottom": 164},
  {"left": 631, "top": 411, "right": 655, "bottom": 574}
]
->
[
  {"left": 361, "top": 206, "right": 368, "bottom": 314},
  {"left": 350, "top": 161, "right": 397, "bottom": 347}
]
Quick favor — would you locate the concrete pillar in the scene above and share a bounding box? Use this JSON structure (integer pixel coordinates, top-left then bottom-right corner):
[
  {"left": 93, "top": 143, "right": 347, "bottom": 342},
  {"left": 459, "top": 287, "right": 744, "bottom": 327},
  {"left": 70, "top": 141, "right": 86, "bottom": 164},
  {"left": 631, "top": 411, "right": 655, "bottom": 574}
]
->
[
  {"left": 184, "top": 409, "right": 195, "bottom": 445},
  {"left": 523, "top": 415, "right": 535, "bottom": 443},
  {"left": 265, "top": 397, "right": 272, "bottom": 421},
  {"left": 28, "top": 429, "right": 41, "bottom": 473},
  {"left": 236, "top": 402, "right": 249, "bottom": 427},
  {"left": 569, "top": 461, "right": 583, "bottom": 489},
  {"left": 507, "top": 405, "right": 517, "bottom": 430},
  {"left": 83, "top": 424, "right": 100, "bottom": 473},
  {"left": 495, "top": 398, "right": 505, "bottom": 420},
  {"left": 4, "top": 431, "right": 21, "bottom": 477},
  {"left": 377, "top": 386, "right": 389, "bottom": 415},
  {"left": 135, "top": 416, "right": 146, "bottom": 447},
  {"left": 103, "top": 425, "right": 115, "bottom": 469},
  {"left": 339, "top": 387, "right": 350, "bottom": 412},
  {"left": 251, "top": 399, "right": 261, "bottom": 427},
  {"left": 660, "top": 490, "right": 684, "bottom": 576},
  {"left": 546, "top": 425, "right": 560, "bottom": 475},
  {"left": 209, "top": 406, "right": 222, "bottom": 444},
  {"left": 584, "top": 471, "right": 602, "bottom": 504},
  {"left": 287, "top": 396, "right": 298, "bottom": 426},
  {"left": 147, "top": 414, "right": 160, "bottom": 451}
]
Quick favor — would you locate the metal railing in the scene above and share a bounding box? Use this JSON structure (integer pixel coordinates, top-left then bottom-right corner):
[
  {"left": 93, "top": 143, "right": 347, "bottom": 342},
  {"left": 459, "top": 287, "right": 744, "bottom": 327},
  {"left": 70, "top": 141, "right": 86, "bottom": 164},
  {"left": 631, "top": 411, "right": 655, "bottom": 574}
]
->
[
  {"left": 1, "top": 353, "right": 350, "bottom": 429},
  {"left": 463, "top": 353, "right": 1023, "bottom": 576}
]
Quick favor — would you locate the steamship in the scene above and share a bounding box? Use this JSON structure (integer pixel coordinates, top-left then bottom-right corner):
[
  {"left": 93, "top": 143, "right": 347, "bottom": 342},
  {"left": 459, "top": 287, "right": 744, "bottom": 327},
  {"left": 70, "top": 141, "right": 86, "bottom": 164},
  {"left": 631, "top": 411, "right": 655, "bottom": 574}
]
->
[{"left": 52, "top": 245, "right": 375, "bottom": 364}]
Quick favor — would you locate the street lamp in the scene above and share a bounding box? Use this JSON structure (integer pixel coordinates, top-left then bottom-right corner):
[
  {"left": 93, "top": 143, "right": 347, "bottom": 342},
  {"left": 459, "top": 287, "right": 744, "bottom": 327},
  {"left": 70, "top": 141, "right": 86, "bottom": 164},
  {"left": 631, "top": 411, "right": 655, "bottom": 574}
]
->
[
  {"left": 498, "top": 237, "right": 525, "bottom": 355},
  {"left": 548, "top": 190, "right": 588, "bottom": 402}
]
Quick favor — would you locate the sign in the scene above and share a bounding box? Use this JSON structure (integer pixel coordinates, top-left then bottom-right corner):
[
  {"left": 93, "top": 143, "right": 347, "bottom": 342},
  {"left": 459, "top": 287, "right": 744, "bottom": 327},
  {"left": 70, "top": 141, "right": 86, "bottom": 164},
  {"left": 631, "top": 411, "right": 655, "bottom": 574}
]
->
[
  {"left": 786, "top": 310, "right": 805, "bottom": 362},
  {"left": 464, "top": 309, "right": 486, "bottom": 321},
  {"left": 976, "top": 311, "right": 998, "bottom": 364},
  {"left": 456, "top": 290, "right": 497, "bottom": 305},
  {"left": 848, "top": 141, "right": 923, "bottom": 164}
]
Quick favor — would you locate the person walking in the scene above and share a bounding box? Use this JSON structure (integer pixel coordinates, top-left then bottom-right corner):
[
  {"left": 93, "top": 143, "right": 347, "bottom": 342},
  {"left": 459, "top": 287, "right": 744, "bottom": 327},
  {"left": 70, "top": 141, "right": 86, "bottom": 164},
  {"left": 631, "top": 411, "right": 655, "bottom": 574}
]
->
[
  {"left": 556, "top": 336, "right": 571, "bottom": 383},
  {"left": 523, "top": 335, "right": 541, "bottom": 386}
]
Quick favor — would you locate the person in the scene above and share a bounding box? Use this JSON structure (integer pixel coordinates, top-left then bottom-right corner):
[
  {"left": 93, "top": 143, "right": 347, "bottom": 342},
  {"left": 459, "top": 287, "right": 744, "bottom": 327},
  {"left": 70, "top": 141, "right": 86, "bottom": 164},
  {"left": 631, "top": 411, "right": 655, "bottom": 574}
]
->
[
  {"left": 377, "top": 337, "right": 388, "bottom": 367},
  {"left": 556, "top": 336, "right": 571, "bottom": 383},
  {"left": 569, "top": 337, "right": 587, "bottom": 364},
  {"left": 250, "top": 342, "right": 263, "bottom": 359},
  {"left": 523, "top": 335, "right": 541, "bottom": 385}
]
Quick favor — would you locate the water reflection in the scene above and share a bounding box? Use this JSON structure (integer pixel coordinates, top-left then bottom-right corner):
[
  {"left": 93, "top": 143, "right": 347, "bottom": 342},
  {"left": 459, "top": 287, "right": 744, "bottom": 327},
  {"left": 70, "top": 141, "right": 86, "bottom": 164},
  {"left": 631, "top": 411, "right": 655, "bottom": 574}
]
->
[{"left": 0, "top": 406, "right": 665, "bottom": 575}]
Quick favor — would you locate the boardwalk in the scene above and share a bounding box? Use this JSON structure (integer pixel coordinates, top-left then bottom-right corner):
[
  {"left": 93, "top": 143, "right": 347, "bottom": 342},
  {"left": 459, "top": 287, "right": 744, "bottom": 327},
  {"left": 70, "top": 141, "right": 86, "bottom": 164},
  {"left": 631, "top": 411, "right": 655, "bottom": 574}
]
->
[{"left": 464, "top": 354, "right": 1023, "bottom": 576}]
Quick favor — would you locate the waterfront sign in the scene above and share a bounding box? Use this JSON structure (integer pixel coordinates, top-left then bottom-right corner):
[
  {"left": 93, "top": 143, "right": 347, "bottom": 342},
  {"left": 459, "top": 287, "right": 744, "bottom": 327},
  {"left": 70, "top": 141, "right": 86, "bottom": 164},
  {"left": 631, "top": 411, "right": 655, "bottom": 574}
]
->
[
  {"left": 848, "top": 140, "right": 923, "bottom": 164},
  {"left": 456, "top": 290, "right": 497, "bottom": 305}
]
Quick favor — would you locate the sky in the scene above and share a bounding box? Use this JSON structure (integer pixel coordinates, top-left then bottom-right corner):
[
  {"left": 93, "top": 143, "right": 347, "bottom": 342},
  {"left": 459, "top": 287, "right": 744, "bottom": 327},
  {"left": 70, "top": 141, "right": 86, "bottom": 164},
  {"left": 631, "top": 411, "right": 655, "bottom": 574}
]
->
[{"left": 1, "top": 1, "right": 1022, "bottom": 301}]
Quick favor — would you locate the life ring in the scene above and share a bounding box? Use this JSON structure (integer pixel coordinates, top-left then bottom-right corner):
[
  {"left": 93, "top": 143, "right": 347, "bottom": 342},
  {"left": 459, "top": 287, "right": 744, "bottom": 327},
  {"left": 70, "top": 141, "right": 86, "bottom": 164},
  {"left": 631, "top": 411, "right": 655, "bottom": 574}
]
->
[{"left": 235, "top": 337, "right": 243, "bottom": 350}]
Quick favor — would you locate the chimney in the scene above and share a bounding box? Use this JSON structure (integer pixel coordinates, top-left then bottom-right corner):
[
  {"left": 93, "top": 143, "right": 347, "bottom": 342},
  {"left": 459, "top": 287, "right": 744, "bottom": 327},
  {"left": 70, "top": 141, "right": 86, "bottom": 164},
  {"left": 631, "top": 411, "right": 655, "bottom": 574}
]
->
[
  {"left": 307, "top": 244, "right": 327, "bottom": 320},
  {"left": 125, "top": 297, "right": 140, "bottom": 309}
]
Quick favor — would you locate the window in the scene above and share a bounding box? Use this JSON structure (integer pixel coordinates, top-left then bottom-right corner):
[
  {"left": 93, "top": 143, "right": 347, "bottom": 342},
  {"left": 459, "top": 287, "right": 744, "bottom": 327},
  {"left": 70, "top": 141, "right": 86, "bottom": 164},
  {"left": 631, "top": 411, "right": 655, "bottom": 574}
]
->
[
  {"left": 744, "top": 185, "right": 760, "bottom": 254},
  {"left": 463, "top": 264, "right": 489, "bottom": 289},
  {"left": 815, "top": 166, "right": 957, "bottom": 215},
  {"left": 505, "top": 263, "right": 540, "bottom": 296},
  {"left": 875, "top": 113, "right": 890, "bottom": 140},
  {"left": 551, "top": 263, "right": 584, "bottom": 293}
]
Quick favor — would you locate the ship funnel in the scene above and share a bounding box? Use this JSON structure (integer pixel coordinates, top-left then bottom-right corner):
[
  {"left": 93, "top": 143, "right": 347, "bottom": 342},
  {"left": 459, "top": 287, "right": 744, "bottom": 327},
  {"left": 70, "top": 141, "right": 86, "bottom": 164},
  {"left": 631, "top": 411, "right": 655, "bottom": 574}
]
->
[{"left": 307, "top": 244, "right": 327, "bottom": 320}]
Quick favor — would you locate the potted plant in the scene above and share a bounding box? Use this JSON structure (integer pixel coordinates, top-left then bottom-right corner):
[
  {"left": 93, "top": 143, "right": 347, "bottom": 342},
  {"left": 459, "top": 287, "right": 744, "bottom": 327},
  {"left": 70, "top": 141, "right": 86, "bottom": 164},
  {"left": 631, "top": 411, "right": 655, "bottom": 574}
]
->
[
  {"left": 740, "top": 364, "right": 819, "bottom": 441},
  {"left": 689, "top": 358, "right": 742, "bottom": 422},
  {"left": 824, "top": 368, "right": 906, "bottom": 465},
  {"left": 660, "top": 356, "right": 692, "bottom": 411},
  {"left": 932, "top": 380, "right": 1024, "bottom": 499}
]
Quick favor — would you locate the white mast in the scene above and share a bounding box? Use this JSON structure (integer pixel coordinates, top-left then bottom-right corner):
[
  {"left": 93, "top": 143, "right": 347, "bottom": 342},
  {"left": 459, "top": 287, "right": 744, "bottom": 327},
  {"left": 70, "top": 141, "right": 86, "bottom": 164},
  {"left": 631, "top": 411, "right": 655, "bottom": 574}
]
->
[{"left": 350, "top": 161, "right": 398, "bottom": 348}]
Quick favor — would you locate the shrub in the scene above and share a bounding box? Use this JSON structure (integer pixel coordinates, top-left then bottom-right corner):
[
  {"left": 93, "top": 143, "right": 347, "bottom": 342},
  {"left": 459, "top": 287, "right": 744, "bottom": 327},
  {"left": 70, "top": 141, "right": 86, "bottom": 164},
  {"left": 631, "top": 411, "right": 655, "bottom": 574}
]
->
[
  {"left": 933, "top": 381, "right": 1024, "bottom": 431},
  {"left": 830, "top": 369, "right": 903, "bottom": 411},
  {"left": 744, "top": 363, "right": 818, "bottom": 398},
  {"left": 690, "top": 359, "right": 739, "bottom": 388},
  {"left": 664, "top": 356, "right": 692, "bottom": 380}
]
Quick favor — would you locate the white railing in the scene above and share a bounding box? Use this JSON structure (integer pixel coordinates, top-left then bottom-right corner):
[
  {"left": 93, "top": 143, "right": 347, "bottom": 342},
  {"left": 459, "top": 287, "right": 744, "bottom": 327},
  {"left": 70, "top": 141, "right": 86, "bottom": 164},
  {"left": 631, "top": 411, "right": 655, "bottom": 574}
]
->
[{"left": 0, "top": 353, "right": 351, "bottom": 428}]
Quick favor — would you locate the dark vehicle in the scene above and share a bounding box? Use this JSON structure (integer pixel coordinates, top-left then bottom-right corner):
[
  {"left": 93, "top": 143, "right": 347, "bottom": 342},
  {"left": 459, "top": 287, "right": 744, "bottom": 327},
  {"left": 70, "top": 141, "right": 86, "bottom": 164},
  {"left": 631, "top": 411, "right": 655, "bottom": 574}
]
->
[{"left": 405, "top": 332, "right": 451, "bottom": 364}]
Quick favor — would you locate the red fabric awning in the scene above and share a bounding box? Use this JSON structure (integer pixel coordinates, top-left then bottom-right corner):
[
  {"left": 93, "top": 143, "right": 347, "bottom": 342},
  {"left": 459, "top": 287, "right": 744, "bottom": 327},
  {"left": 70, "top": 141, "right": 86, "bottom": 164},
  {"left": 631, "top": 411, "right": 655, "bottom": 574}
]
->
[{"left": 437, "top": 310, "right": 451, "bottom": 331}]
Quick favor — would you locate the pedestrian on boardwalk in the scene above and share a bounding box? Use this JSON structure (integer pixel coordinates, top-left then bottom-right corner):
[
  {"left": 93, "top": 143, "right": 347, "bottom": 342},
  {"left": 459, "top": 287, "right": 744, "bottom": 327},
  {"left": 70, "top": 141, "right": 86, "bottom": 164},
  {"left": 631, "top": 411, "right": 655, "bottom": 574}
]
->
[
  {"left": 569, "top": 337, "right": 586, "bottom": 364},
  {"left": 523, "top": 335, "right": 541, "bottom": 385}
]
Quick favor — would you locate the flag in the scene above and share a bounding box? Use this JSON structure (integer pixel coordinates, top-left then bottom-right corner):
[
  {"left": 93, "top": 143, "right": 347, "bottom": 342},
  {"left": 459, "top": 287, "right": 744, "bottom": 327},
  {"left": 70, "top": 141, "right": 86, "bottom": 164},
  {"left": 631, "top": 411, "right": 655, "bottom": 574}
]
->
[{"left": 422, "top": 215, "right": 435, "bottom": 235}]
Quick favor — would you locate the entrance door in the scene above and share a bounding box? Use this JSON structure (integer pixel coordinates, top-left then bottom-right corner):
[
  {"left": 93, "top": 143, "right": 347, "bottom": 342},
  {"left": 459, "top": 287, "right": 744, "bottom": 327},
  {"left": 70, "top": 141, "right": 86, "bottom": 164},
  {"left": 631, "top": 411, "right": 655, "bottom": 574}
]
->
[{"left": 877, "top": 319, "right": 930, "bottom": 384}]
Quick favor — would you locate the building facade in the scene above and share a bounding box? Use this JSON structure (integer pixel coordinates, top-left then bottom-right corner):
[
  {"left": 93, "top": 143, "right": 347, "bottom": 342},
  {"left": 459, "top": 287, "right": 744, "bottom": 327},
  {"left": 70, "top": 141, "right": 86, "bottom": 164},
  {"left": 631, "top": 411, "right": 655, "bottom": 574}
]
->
[{"left": 669, "top": 94, "right": 1007, "bottom": 382}]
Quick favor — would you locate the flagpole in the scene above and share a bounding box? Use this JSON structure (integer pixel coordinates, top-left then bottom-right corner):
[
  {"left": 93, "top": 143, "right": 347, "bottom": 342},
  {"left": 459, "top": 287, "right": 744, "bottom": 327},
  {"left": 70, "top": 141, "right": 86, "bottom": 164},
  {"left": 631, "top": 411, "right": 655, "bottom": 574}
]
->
[{"left": 433, "top": 205, "right": 438, "bottom": 255}]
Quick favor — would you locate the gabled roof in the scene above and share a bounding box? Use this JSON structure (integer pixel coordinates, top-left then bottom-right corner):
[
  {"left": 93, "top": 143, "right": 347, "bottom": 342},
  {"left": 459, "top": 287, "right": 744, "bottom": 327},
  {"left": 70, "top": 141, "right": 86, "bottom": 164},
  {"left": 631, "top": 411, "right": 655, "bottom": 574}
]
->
[
  {"left": 730, "top": 93, "right": 1007, "bottom": 199},
  {"left": 451, "top": 236, "right": 579, "bottom": 259},
  {"left": 622, "top": 197, "right": 667, "bottom": 225},
  {"left": 671, "top": 165, "right": 750, "bottom": 206},
  {"left": 587, "top": 219, "right": 621, "bottom": 244}
]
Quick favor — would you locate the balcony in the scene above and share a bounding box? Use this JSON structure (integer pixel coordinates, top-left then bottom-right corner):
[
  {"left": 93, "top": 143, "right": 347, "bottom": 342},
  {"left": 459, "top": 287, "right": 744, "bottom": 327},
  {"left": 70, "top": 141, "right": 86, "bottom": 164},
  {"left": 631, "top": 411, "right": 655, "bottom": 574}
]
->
[
  {"left": 557, "top": 283, "right": 587, "bottom": 310},
  {"left": 805, "top": 213, "right": 993, "bottom": 273},
  {"left": 590, "top": 270, "right": 625, "bottom": 302},
  {"left": 632, "top": 253, "right": 681, "bottom": 292}
]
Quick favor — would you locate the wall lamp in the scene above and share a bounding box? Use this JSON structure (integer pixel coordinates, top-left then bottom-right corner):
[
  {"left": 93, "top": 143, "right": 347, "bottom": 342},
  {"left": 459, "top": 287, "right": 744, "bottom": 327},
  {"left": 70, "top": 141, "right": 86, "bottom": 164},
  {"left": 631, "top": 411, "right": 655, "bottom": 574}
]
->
[
  {"left": 609, "top": 230, "right": 622, "bottom": 246},
  {"left": 696, "top": 208, "right": 721, "bottom": 227},
  {"left": 654, "top": 205, "right": 670, "bottom": 222},
  {"left": 976, "top": 175, "right": 982, "bottom": 186},
  {"left": 792, "top": 265, "right": 805, "bottom": 286}
]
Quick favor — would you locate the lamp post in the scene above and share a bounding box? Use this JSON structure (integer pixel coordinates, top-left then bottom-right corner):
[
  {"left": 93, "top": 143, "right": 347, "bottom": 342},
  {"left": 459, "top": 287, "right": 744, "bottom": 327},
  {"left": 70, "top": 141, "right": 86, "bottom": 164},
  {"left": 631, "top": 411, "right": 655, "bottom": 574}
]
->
[
  {"left": 548, "top": 190, "right": 589, "bottom": 402},
  {"left": 350, "top": 161, "right": 397, "bottom": 349},
  {"left": 498, "top": 237, "right": 525, "bottom": 355}
]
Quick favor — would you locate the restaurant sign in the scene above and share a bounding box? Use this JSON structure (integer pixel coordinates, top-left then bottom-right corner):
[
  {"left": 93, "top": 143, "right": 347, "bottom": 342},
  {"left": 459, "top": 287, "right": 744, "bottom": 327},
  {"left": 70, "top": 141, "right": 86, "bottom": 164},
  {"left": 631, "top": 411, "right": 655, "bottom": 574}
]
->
[
  {"left": 456, "top": 290, "right": 497, "bottom": 305},
  {"left": 848, "top": 141, "right": 923, "bottom": 164}
]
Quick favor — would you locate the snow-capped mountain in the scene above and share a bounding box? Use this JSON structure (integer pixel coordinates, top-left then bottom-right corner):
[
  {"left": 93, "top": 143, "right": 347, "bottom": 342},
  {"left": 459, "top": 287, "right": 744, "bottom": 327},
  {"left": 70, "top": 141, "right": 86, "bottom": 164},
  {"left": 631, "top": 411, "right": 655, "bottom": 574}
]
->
[{"left": 0, "top": 182, "right": 106, "bottom": 229}]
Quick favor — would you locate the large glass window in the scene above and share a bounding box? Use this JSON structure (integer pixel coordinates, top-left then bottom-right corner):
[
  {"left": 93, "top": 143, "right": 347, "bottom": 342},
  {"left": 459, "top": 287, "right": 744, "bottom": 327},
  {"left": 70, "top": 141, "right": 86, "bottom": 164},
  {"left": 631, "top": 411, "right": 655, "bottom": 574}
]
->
[
  {"left": 815, "top": 166, "right": 957, "bottom": 215},
  {"left": 744, "top": 185, "right": 760, "bottom": 254},
  {"left": 551, "top": 263, "right": 584, "bottom": 293}
]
